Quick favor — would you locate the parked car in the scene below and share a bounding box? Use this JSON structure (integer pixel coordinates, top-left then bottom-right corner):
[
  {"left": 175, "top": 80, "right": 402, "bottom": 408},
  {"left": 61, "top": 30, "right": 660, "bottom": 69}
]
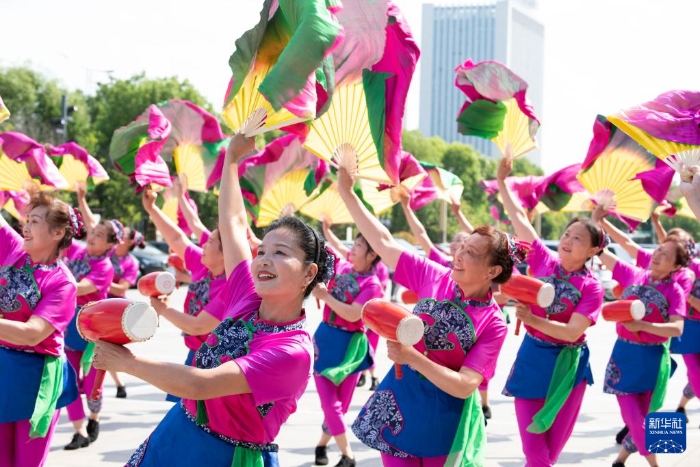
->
[{"left": 131, "top": 242, "right": 172, "bottom": 284}]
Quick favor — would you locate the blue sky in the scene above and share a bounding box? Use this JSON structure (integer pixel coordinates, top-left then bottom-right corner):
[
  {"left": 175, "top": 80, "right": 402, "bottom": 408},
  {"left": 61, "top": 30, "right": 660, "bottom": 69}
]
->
[{"left": 2, "top": 0, "right": 699, "bottom": 173}]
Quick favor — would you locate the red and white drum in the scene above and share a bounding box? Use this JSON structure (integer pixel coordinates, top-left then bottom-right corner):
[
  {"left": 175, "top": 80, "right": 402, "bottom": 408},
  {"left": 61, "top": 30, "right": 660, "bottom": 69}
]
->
[
  {"left": 500, "top": 275, "right": 555, "bottom": 308},
  {"left": 77, "top": 298, "right": 159, "bottom": 399},
  {"left": 137, "top": 271, "right": 176, "bottom": 297},
  {"left": 167, "top": 254, "right": 186, "bottom": 272},
  {"left": 602, "top": 299, "right": 645, "bottom": 323},
  {"left": 362, "top": 299, "right": 424, "bottom": 379}
]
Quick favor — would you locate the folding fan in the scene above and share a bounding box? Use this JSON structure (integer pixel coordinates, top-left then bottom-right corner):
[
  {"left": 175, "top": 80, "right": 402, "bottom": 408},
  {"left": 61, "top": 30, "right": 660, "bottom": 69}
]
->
[
  {"left": 454, "top": 59, "right": 540, "bottom": 159},
  {"left": 0, "top": 95, "right": 9, "bottom": 124},
  {"left": 155, "top": 100, "right": 227, "bottom": 193},
  {"left": 385, "top": 151, "right": 428, "bottom": 204},
  {"left": 576, "top": 116, "right": 672, "bottom": 224},
  {"left": 46, "top": 142, "right": 109, "bottom": 191},
  {"left": 221, "top": 0, "right": 341, "bottom": 136},
  {"left": 300, "top": 177, "right": 396, "bottom": 225},
  {"left": 159, "top": 181, "right": 200, "bottom": 237},
  {"left": 658, "top": 186, "right": 697, "bottom": 219},
  {"left": 0, "top": 190, "right": 29, "bottom": 220},
  {"left": 608, "top": 90, "right": 700, "bottom": 182},
  {"left": 109, "top": 105, "right": 172, "bottom": 192},
  {"left": 303, "top": 72, "right": 393, "bottom": 184},
  {"left": 238, "top": 135, "right": 329, "bottom": 227},
  {"left": 414, "top": 161, "right": 464, "bottom": 207},
  {"left": 0, "top": 131, "right": 69, "bottom": 192}
]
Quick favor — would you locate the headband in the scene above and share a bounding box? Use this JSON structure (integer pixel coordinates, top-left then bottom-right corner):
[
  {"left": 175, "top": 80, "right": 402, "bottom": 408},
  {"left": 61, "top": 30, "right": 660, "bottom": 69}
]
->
[
  {"left": 505, "top": 233, "right": 530, "bottom": 264},
  {"left": 109, "top": 219, "right": 125, "bottom": 244},
  {"left": 69, "top": 207, "right": 84, "bottom": 237},
  {"left": 686, "top": 239, "right": 697, "bottom": 259},
  {"left": 132, "top": 230, "right": 145, "bottom": 248}
]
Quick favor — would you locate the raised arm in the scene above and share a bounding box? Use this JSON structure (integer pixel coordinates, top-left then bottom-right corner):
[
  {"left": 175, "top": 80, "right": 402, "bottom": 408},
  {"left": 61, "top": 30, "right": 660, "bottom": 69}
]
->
[
  {"left": 321, "top": 218, "right": 349, "bottom": 258},
  {"left": 399, "top": 197, "right": 435, "bottom": 256},
  {"left": 76, "top": 185, "right": 98, "bottom": 230},
  {"left": 219, "top": 134, "right": 257, "bottom": 277},
  {"left": 174, "top": 175, "right": 209, "bottom": 242},
  {"left": 141, "top": 189, "right": 192, "bottom": 259},
  {"left": 650, "top": 211, "right": 667, "bottom": 242},
  {"left": 337, "top": 168, "right": 402, "bottom": 270},
  {"left": 597, "top": 215, "right": 641, "bottom": 260},
  {"left": 496, "top": 158, "right": 537, "bottom": 243},
  {"left": 680, "top": 167, "right": 700, "bottom": 221},
  {"left": 450, "top": 203, "right": 474, "bottom": 234}
]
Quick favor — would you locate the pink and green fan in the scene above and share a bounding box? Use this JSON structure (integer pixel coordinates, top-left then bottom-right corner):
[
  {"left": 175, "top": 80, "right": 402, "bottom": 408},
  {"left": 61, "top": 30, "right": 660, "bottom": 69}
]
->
[
  {"left": 46, "top": 142, "right": 109, "bottom": 191},
  {"left": 577, "top": 115, "right": 674, "bottom": 227},
  {"left": 155, "top": 100, "right": 228, "bottom": 193},
  {"left": 109, "top": 105, "right": 172, "bottom": 193},
  {"left": 455, "top": 59, "right": 540, "bottom": 159},
  {"left": 413, "top": 161, "right": 464, "bottom": 208},
  {"left": 608, "top": 90, "right": 700, "bottom": 183},
  {"left": 0, "top": 132, "right": 68, "bottom": 192},
  {"left": 304, "top": 2, "right": 417, "bottom": 186},
  {"left": 0, "top": 95, "right": 9, "bottom": 124},
  {"left": 0, "top": 190, "right": 30, "bottom": 221},
  {"left": 222, "top": 0, "right": 342, "bottom": 136},
  {"left": 238, "top": 134, "right": 329, "bottom": 227},
  {"left": 299, "top": 175, "right": 397, "bottom": 225}
]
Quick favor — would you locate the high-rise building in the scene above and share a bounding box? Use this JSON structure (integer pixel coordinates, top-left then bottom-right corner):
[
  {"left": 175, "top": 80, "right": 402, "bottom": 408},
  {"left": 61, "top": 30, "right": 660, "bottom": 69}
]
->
[{"left": 419, "top": 0, "right": 544, "bottom": 164}]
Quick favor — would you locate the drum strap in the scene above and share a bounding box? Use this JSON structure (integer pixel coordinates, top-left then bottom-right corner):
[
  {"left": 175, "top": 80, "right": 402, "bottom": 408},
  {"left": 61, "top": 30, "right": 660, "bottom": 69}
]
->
[
  {"left": 527, "top": 345, "right": 582, "bottom": 434},
  {"left": 29, "top": 354, "right": 63, "bottom": 438}
]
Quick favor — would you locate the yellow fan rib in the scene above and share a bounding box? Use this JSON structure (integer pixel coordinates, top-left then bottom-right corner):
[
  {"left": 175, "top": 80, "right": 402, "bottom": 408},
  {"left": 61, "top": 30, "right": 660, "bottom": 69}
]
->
[
  {"left": 222, "top": 63, "right": 307, "bottom": 136},
  {"left": 161, "top": 198, "right": 179, "bottom": 225},
  {"left": 360, "top": 180, "right": 397, "bottom": 216},
  {"left": 58, "top": 154, "right": 90, "bottom": 191},
  {"left": 174, "top": 144, "right": 206, "bottom": 193},
  {"left": 300, "top": 185, "right": 354, "bottom": 225},
  {"left": 494, "top": 98, "right": 537, "bottom": 159},
  {"left": 0, "top": 152, "right": 32, "bottom": 191},
  {"left": 303, "top": 82, "right": 391, "bottom": 184},
  {"left": 257, "top": 169, "right": 320, "bottom": 227},
  {"left": 2, "top": 198, "right": 22, "bottom": 220},
  {"left": 577, "top": 148, "right": 654, "bottom": 221}
]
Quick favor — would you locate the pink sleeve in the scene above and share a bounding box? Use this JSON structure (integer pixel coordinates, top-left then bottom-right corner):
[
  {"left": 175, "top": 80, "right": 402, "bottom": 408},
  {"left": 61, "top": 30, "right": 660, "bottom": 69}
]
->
[
  {"left": 462, "top": 313, "right": 507, "bottom": 380},
  {"left": 394, "top": 251, "right": 451, "bottom": 293},
  {"left": 34, "top": 277, "right": 78, "bottom": 333},
  {"left": 219, "top": 260, "right": 259, "bottom": 320},
  {"left": 573, "top": 277, "right": 604, "bottom": 324},
  {"left": 0, "top": 226, "right": 23, "bottom": 265},
  {"left": 676, "top": 268, "right": 693, "bottom": 299},
  {"left": 636, "top": 249, "right": 652, "bottom": 268},
  {"left": 200, "top": 230, "right": 211, "bottom": 245},
  {"left": 203, "top": 295, "right": 228, "bottom": 321},
  {"left": 235, "top": 336, "right": 312, "bottom": 405},
  {"left": 526, "top": 238, "right": 559, "bottom": 275},
  {"left": 352, "top": 279, "right": 383, "bottom": 306},
  {"left": 65, "top": 240, "right": 85, "bottom": 261},
  {"left": 612, "top": 260, "right": 642, "bottom": 289},
  {"left": 428, "top": 247, "right": 451, "bottom": 267},
  {"left": 120, "top": 256, "right": 140, "bottom": 286},
  {"left": 184, "top": 244, "right": 204, "bottom": 273},
  {"left": 86, "top": 259, "right": 114, "bottom": 295},
  {"left": 668, "top": 284, "right": 686, "bottom": 318}
]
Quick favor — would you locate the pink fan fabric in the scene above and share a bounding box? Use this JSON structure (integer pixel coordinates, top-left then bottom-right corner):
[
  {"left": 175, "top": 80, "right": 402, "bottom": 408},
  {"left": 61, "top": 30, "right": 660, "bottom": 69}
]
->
[
  {"left": 0, "top": 132, "right": 68, "bottom": 189},
  {"left": 0, "top": 190, "right": 30, "bottom": 215},
  {"left": 614, "top": 90, "right": 700, "bottom": 145},
  {"left": 46, "top": 142, "right": 110, "bottom": 181},
  {"left": 371, "top": 1, "right": 420, "bottom": 186},
  {"left": 132, "top": 106, "right": 172, "bottom": 191}
]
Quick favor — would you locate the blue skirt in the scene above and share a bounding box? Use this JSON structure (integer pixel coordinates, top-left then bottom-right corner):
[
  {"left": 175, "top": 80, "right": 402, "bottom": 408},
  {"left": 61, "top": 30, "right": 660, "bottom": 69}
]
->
[
  {"left": 503, "top": 334, "right": 593, "bottom": 399},
  {"left": 65, "top": 306, "right": 88, "bottom": 352},
  {"left": 670, "top": 319, "right": 700, "bottom": 354},
  {"left": 126, "top": 403, "right": 280, "bottom": 466},
  {"left": 0, "top": 346, "right": 78, "bottom": 422},
  {"left": 352, "top": 365, "right": 467, "bottom": 458},
  {"left": 604, "top": 339, "right": 676, "bottom": 395},
  {"left": 313, "top": 322, "right": 372, "bottom": 375}
]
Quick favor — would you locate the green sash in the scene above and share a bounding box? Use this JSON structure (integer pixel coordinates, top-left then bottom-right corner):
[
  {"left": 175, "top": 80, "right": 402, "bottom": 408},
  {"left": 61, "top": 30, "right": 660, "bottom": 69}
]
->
[
  {"left": 29, "top": 355, "right": 63, "bottom": 438},
  {"left": 527, "top": 346, "right": 581, "bottom": 434},
  {"left": 231, "top": 445, "right": 265, "bottom": 467},
  {"left": 444, "top": 391, "right": 486, "bottom": 466},
  {"left": 649, "top": 341, "right": 671, "bottom": 412},
  {"left": 80, "top": 341, "right": 95, "bottom": 375},
  {"left": 320, "top": 332, "right": 368, "bottom": 386}
]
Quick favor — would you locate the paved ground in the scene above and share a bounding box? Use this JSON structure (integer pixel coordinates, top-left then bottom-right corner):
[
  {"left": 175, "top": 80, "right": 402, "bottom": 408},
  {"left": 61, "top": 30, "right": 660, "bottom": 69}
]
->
[{"left": 47, "top": 287, "right": 700, "bottom": 466}]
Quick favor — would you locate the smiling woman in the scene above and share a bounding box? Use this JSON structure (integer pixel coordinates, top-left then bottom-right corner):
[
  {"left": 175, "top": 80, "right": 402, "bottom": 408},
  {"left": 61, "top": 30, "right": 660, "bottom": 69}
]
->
[
  {"left": 0, "top": 192, "right": 84, "bottom": 467},
  {"left": 93, "top": 133, "right": 334, "bottom": 466}
]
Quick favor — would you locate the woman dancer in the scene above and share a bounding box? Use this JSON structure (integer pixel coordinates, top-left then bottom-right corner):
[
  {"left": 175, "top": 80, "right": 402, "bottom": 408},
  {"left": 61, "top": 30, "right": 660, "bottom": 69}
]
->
[
  {"left": 0, "top": 193, "right": 83, "bottom": 466},
  {"left": 62, "top": 214, "right": 120, "bottom": 449},
  {"left": 595, "top": 218, "right": 687, "bottom": 467},
  {"left": 498, "top": 158, "right": 605, "bottom": 467},
  {"left": 76, "top": 185, "right": 144, "bottom": 398},
  {"left": 336, "top": 166, "right": 520, "bottom": 466},
  {"left": 312, "top": 222, "right": 383, "bottom": 467},
  {"left": 321, "top": 220, "right": 385, "bottom": 391},
  {"left": 141, "top": 188, "right": 227, "bottom": 403},
  {"left": 94, "top": 132, "right": 332, "bottom": 466}
]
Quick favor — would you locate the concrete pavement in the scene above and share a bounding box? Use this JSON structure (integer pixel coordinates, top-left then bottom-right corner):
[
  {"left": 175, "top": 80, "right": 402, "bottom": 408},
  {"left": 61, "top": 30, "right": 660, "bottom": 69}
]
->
[{"left": 47, "top": 287, "right": 700, "bottom": 466}]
